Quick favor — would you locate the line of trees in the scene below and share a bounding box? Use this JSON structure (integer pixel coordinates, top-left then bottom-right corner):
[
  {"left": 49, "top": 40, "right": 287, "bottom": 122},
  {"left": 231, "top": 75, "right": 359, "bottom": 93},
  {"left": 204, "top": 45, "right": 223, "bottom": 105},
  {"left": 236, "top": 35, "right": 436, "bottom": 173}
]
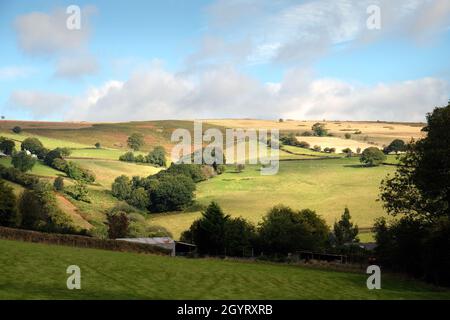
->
[
  {"left": 180, "top": 202, "right": 360, "bottom": 258},
  {"left": 119, "top": 146, "right": 167, "bottom": 167}
]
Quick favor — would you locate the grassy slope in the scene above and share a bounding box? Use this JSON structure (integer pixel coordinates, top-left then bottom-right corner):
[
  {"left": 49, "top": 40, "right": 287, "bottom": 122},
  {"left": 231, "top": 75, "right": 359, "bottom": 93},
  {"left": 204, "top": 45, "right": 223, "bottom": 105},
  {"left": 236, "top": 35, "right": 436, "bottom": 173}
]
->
[
  {"left": 152, "top": 157, "right": 395, "bottom": 239},
  {"left": 1, "top": 239, "right": 449, "bottom": 300},
  {"left": 0, "top": 157, "right": 64, "bottom": 178}
]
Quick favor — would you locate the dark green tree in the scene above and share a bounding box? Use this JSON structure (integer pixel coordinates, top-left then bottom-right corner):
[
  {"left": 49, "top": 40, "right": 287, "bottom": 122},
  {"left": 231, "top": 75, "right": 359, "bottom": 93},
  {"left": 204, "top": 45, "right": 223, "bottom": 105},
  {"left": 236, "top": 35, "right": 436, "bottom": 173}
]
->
[
  {"left": 106, "top": 211, "right": 130, "bottom": 239},
  {"left": 21, "top": 137, "right": 44, "bottom": 156},
  {"left": 11, "top": 151, "right": 36, "bottom": 172},
  {"left": 53, "top": 177, "right": 64, "bottom": 192},
  {"left": 0, "top": 180, "right": 17, "bottom": 227},
  {"left": 0, "top": 138, "right": 15, "bottom": 155},
  {"left": 111, "top": 175, "right": 132, "bottom": 200},
  {"left": 360, "top": 147, "right": 386, "bottom": 166},
  {"left": 12, "top": 126, "right": 22, "bottom": 134},
  {"left": 333, "top": 207, "right": 359, "bottom": 246},
  {"left": 383, "top": 139, "right": 406, "bottom": 154}
]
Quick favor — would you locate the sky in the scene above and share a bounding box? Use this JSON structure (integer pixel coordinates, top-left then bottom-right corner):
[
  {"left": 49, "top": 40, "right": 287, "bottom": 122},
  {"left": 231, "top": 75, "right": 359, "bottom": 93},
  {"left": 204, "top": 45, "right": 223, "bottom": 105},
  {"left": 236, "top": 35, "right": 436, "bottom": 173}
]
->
[{"left": 0, "top": 0, "right": 449, "bottom": 122}]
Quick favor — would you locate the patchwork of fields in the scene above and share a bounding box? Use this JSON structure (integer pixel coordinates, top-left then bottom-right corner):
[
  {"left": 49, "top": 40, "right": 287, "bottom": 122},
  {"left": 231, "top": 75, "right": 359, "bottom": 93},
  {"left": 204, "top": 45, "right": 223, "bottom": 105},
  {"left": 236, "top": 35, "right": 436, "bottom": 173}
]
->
[{"left": 0, "top": 119, "right": 407, "bottom": 239}]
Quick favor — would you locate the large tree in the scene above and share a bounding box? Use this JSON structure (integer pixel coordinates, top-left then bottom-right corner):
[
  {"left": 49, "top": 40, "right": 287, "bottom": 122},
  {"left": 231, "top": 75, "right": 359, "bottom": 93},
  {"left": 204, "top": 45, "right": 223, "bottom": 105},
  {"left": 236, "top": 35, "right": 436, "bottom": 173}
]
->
[
  {"left": 11, "top": 151, "right": 36, "bottom": 172},
  {"left": 333, "top": 207, "right": 359, "bottom": 246},
  {"left": 381, "top": 102, "right": 450, "bottom": 221},
  {"left": 127, "top": 133, "right": 145, "bottom": 151}
]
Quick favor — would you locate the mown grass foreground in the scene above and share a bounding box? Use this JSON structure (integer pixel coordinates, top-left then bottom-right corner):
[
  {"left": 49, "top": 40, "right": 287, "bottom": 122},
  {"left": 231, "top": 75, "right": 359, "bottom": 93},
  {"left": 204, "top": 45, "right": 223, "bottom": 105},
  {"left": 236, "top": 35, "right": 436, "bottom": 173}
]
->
[{"left": 1, "top": 240, "right": 449, "bottom": 300}]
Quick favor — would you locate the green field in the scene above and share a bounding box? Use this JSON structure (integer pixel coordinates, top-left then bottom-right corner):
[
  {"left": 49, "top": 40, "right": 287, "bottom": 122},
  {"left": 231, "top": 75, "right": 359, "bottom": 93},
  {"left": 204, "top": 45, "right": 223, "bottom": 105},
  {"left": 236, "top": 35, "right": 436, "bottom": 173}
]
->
[
  {"left": 152, "top": 157, "right": 395, "bottom": 238},
  {"left": 0, "top": 157, "right": 65, "bottom": 178},
  {"left": 1, "top": 239, "right": 448, "bottom": 300},
  {"left": 0, "top": 131, "right": 90, "bottom": 149}
]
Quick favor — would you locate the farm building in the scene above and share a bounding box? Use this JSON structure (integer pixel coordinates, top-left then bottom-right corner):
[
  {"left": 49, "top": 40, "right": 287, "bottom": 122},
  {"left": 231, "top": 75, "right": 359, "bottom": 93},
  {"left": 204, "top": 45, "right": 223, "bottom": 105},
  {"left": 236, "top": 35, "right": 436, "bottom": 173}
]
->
[{"left": 117, "top": 237, "right": 196, "bottom": 256}]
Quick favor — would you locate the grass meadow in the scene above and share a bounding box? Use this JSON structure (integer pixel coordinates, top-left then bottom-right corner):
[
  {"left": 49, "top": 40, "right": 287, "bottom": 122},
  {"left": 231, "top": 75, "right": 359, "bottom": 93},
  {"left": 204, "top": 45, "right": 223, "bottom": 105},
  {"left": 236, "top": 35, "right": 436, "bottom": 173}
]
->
[{"left": 1, "top": 239, "right": 449, "bottom": 300}]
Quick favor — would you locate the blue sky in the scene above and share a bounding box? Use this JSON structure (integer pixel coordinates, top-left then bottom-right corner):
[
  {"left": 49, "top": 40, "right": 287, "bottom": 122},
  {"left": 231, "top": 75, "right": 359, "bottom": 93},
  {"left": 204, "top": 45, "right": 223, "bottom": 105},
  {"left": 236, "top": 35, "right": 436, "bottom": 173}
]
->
[{"left": 1, "top": 0, "right": 449, "bottom": 121}]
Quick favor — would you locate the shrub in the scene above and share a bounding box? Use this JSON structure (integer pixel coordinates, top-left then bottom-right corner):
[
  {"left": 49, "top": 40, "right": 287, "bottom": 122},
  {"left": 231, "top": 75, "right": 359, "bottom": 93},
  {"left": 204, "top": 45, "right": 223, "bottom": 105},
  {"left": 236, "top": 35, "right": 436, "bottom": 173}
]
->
[
  {"left": 342, "top": 148, "right": 353, "bottom": 157},
  {"left": 11, "top": 151, "right": 36, "bottom": 172},
  {"left": 164, "top": 163, "right": 206, "bottom": 182},
  {"left": 147, "top": 146, "right": 167, "bottom": 167},
  {"left": 111, "top": 175, "right": 132, "bottom": 200},
  {"left": 312, "top": 145, "right": 321, "bottom": 152},
  {"left": 119, "top": 151, "right": 135, "bottom": 162},
  {"left": 344, "top": 133, "right": 351, "bottom": 139},
  {"left": 360, "top": 147, "right": 386, "bottom": 166},
  {"left": 71, "top": 181, "right": 90, "bottom": 202},
  {"left": 0, "top": 180, "right": 17, "bottom": 227},
  {"left": 301, "top": 131, "right": 313, "bottom": 136},
  {"left": 297, "top": 141, "right": 310, "bottom": 149},
  {"left": 0, "top": 165, "right": 40, "bottom": 188},
  {"left": 65, "top": 161, "right": 95, "bottom": 183},
  {"left": 236, "top": 164, "right": 245, "bottom": 173},
  {"left": 53, "top": 177, "right": 64, "bottom": 191},
  {"left": 12, "top": 126, "right": 22, "bottom": 134},
  {"left": 95, "top": 142, "right": 101, "bottom": 149}
]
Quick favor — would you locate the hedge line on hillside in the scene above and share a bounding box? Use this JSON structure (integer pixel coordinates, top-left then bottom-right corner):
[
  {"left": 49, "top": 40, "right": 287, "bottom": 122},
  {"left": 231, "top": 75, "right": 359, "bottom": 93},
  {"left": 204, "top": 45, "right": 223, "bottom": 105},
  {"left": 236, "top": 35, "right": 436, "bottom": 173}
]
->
[{"left": 0, "top": 226, "right": 171, "bottom": 255}]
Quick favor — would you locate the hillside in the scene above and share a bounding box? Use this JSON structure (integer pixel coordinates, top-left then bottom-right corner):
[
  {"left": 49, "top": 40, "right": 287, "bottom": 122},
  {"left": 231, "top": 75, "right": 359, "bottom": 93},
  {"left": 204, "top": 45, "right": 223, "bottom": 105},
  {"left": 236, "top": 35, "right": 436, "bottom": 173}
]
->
[{"left": 1, "top": 239, "right": 449, "bottom": 300}]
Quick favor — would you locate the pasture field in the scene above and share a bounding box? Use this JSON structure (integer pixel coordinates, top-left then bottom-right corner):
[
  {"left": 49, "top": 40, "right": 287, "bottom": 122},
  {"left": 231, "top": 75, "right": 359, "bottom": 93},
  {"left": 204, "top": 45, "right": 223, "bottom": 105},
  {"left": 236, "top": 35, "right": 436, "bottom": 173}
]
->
[
  {"left": 68, "top": 148, "right": 146, "bottom": 160},
  {"left": 1, "top": 239, "right": 449, "bottom": 300},
  {"left": 0, "top": 131, "right": 90, "bottom": 149},
  {"left": 0, "top": 156, "right": 64, "bottom": 178},
  {"left": 70, "top": 159, "right": 161, "bottom": 188},
  {"left": 152, "top": 157, "right": 396, "bottom": 239},
  {"left": 295, "top": 136, "right": 378, "bottom": 153}
]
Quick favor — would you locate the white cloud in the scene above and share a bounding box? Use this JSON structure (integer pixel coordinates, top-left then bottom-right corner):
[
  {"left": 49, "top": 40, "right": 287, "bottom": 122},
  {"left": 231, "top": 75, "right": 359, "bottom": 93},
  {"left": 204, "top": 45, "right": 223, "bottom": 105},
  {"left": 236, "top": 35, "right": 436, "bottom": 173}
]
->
[
  {"left": 14, "top": 6, "right": 98, "bottom": 79},
  {"left": 0, "top": 66, "right": 35, "bottom": 80},
  {"left": 54, "top": 54, "right": 99, "bottom": 78},
  {"left": 63, "top": 64, "right": 449, "bottom": 122},
  {"left": 191, "top": 0, "right": 450, "bottom": 66},
  {"left": 9, "top": 90, "right": 70, "bottom": 119}
]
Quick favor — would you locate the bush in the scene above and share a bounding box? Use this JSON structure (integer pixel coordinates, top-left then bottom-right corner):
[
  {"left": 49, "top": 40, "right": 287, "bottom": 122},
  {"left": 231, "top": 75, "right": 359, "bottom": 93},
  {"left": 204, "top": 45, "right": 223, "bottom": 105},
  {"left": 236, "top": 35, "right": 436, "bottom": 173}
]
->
[
  {"left": 312, "top": 145, "right": 321, "bottom": 152},
  {"left": 360, "top": 147, "right": 386, "bottom": 166},
  {"left": 236, "top": 164, "right": 245, "bottom": 173},
  {"left": 297, "top": 141, "right": 310, "bottom": 149},
  {"left": 342, "top": 148, "right": 353, "bottom": 157},
  {"left": 147, "top": 146, "right": 167, "bottom": 167},
  {"left": 119, "top": 151, "right": 135, "bottom": 162},
  {"left": 344, "top": 133, "right": 351, "bottom": 139},
  {"left": 95, "top": 142, "right": 101, "bottom": 149},
  {"left": 0, "top": 180, "right": 17, "bottom": 227},
  {"left": 0, "top": 137, "right": 16, "bottom": 155},
  {"left": 11, "top": 151, "right": 36, "bottom": 172},
  {"left": 164, "top": 163, "right": 206, "bottom": 182},
  {"left": 65, "top": 161, "right": 95, "bottom": 183},
  {"left": 12, "top": 126, "right": 22, "bottom": 134},
  {"left": 53, "top": 177, "right": 64, "bottom": 191}
]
